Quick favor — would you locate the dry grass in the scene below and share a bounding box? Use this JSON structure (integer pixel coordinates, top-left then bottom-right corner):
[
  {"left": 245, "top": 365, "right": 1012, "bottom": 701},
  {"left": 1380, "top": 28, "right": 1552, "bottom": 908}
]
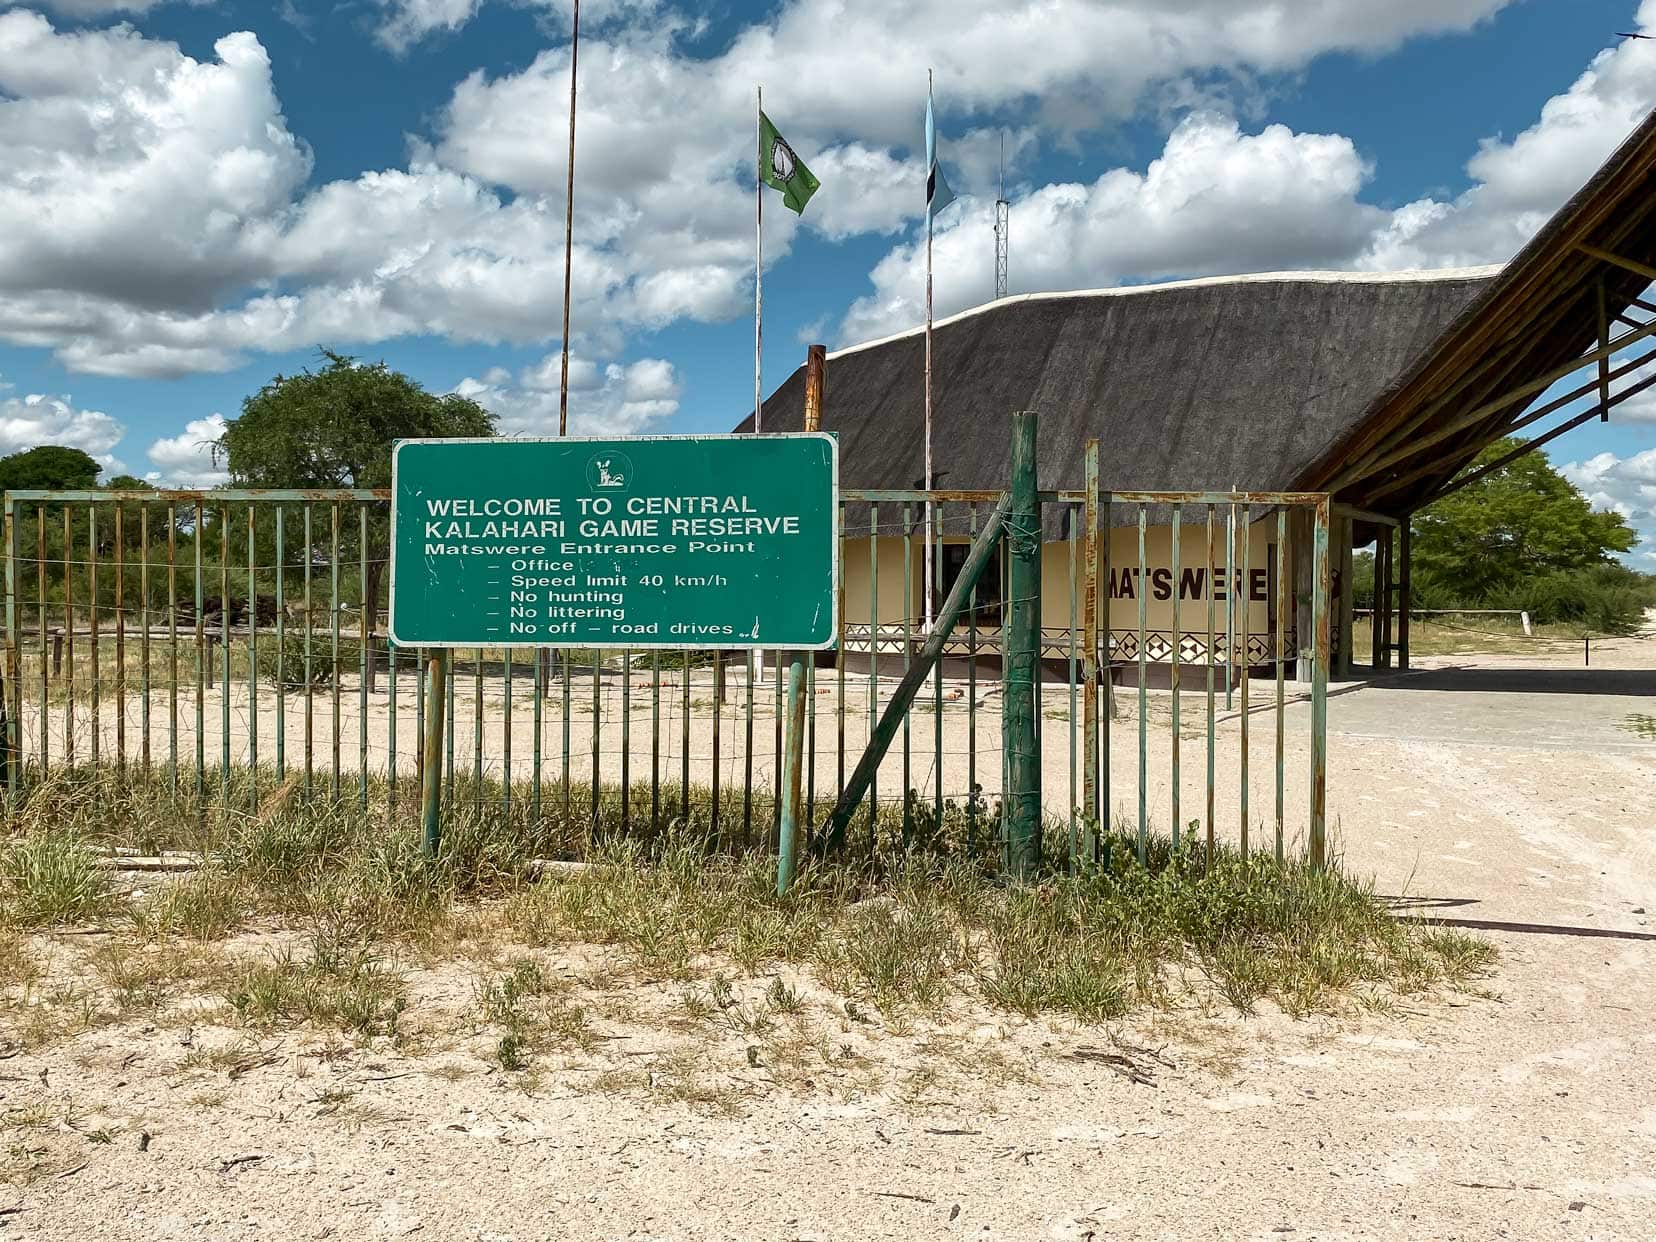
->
[{"left": 0, "top": 767, "right": 1497, "bottom": 1098}]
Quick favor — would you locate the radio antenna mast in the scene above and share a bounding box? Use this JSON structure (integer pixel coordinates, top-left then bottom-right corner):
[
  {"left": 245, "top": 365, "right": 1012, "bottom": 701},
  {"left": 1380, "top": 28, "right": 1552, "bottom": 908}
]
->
[{"left": 994, "top": 131, "right": 1009, "bottom": 299}]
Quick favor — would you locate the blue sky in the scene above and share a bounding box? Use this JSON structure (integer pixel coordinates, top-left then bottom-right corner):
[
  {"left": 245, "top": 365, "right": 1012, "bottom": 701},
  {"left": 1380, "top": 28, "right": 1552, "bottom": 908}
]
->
[{"left": 0, "top": 0, "right": 1653, "bottom": 558}]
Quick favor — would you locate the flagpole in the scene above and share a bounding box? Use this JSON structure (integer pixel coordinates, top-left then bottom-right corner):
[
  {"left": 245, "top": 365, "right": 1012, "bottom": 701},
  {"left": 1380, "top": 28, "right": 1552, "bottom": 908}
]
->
[
  {"left": 755, "top": 84, "right": 764, "bottom": 434},
  {"left": 923, "top": 71, "right": 936, "bottom": 632},
  {"left": 558, "top": 0, "right": 579, "bottom": 437},
  {"left": 754, "top": 84, "right": 764, "bottom": 683}
]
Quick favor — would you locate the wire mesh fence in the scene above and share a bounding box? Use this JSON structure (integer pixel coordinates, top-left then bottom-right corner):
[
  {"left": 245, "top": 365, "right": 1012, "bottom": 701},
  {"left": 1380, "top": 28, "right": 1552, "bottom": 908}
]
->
[{"left": 1, "top": 482, "right": 1331, "bottom": 868}]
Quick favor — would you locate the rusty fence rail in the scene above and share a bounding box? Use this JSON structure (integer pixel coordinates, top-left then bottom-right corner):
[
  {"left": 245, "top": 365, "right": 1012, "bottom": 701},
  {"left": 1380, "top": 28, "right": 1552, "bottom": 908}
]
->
[{"left": 1, "top": 476, "right": 1331, "bottom": 868}]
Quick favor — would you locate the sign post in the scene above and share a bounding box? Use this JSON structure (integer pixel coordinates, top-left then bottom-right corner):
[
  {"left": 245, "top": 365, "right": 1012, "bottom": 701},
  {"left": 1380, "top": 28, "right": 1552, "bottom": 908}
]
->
[{"left": 391, "top": 434, "right": 838, "bottom": 856}]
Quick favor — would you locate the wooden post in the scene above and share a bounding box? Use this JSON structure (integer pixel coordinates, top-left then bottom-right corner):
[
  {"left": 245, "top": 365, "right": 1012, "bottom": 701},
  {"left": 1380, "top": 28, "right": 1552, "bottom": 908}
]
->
[
  {"left": 421, "top": 648, "right": 449, "bottom": 859},
  {"left": 1003, "top": 411, "right": 1041, "bottom": 879},
  {"left": 776, "top": 344, "right": 826, "bottom": 892},
  {"left": 1398, "top": 516, "right": 1412, "bottom": 672},
  {"left": 1334, "top": 513, "right": 1354, "bottom": 678}
]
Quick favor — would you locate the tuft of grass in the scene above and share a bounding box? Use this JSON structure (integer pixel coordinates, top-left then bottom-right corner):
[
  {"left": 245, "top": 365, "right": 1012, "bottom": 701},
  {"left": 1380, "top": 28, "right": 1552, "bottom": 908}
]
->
[
  {"left": 0, "top": 829, "right": 117, "bottom": 928},
  {"left": 134, "top": 868, "right": 250, "bottom": 941},
  {"left": 474, "top": 957, "right": 592, "bottom": 1069},
  {"left": 227, "top": 925, "right": 407, "bottom": 1041}
]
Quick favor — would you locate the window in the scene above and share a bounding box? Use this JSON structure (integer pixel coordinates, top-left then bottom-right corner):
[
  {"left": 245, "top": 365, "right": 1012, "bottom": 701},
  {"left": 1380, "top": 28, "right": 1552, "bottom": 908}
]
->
[{"left": 941, "top": 542, "right": 1003, "bottom": 624}]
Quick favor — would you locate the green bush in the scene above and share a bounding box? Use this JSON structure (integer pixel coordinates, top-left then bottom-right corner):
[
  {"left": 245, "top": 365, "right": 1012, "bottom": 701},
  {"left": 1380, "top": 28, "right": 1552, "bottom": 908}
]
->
[{"left": 254, "top": 629, "right": 367, "bottom": 689}]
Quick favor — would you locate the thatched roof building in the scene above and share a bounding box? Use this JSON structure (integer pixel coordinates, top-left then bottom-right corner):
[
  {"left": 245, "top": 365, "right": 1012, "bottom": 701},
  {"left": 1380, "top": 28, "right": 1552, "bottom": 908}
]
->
[{"left": 740, "top": 106, "right": 1656, "bottom": 525}]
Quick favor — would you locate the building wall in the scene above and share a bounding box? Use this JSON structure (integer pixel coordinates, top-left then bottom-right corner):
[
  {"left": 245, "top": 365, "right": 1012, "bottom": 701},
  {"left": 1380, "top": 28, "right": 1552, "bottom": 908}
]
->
[{"left": 837, "top": 519, "right": 1290, "bottom": 664}]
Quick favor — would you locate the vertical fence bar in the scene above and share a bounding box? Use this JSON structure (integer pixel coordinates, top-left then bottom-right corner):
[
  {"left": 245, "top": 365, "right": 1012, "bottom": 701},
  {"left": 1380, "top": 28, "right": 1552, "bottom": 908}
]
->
[
  {"left": 193, "top": 502, "right": 203, "bottom": 799},
  {"left": 140, "top": 504, "right": 151, "bottom": 778},
  {"left": 836, "top": 527, "right": 846, "bottom": 806},
  {"left": 1310, "top": 498, "right": 1331, "bottom": 868},
  {"left": 1239, "top": 503, "right": 1251, "bottom": 857},
  {"left": 1082, "top": 443, "right": 1099, "bottom": 844},
  {"left": 1170, "top": 504, "right": 1182, "bottom": 852},
  {"left": 1067, "top": 508, "right": 1079, "bottom": 868},
  {"left": 3, "top": 497, "right": 16, "bottom": 806},
  {"left": 772, "top": 650, "right": 783, "bottom": 845},
  {"left": 168, "top": 506, "right": 178, "bottom": 794},
  {"left": 63, "top": 508, "right": 74, "bottom": 769},
  {"left": 1275, "top": 507, "right": 1288, "bottom": 862},
  {"left": 474, "top": 646, "right": 484, "bottom": 814},
  {"left": 502, "top": 647, "right": 513, "bottom": 815},
  {"left": 1100, "top": 491, "right": 1111, "bottom": 840},
  {"left": 775, "top": 652, "right": 807, "bottom": 893},
  {"left": 330, "top": 503, "right": 341, "bottom": 800},
  {"left": 303, "top": 505, "right": 314, "bottom": 800},
  {"left": 247, "top": 506, "right": 258, "bottom": 805},
  {"left": 1224, "top": 502, "right": 1235, "bottom": 712},
  {"left": 89, "top": 505, "right": 100, "bottom": 769},
  {"left": 932, "top": 504, "right": 944, "bottom": 833},
  {"left": 1204, "top": 504, "right": 1216, "bottom": 865},
  {"left": 680, "top": 656, "right": 690, "bottom": 824},
  {"left": 621, "top": 649, "right": 631, "bottom": 835},
  {"left": 359, "top": 506, "right": 369, "bottom": 809},
  {"left": 561, "top": 649, "right": 572, "bottom": 818},
  {"left": 1135, "top": 504, "right": 1148, "bottom": 861},
  {"left": 590, "top": 648, "right": 601, "bottom": 835},
  {"left": 867, "top": 501, "right": 879, "bottom": 848},
  {"left": 36, "top": 509, "right": 47, "bottom": 781},
  {"left": 901, "top": 503, "right": 913, "bottom": 847},
  {"left": 388, "top": 621, "right": 398, "bottom": 817},
  {"left": 445, "top": 640, "right": 455, "bottom": 809},
  {"left": 807, "top": 650, "right": 818, "bottom": 825},
  {"left": 532, "top": 644, "right": 544, "bottom": 822},
  {"left": 966, "top": 502, "right": 979, "bottom": 853},
  {"left": 650, "top": 650, "right": 661, "bottom": 830},
  {"left": 114, "top": 503, "right": 126, "bottom": 773},
  {"left": 711, "top": 650, "right": 723, "bottom": 840},
  {"left": 218, "top": 505, "right": 229, "bottom": 801},
  {"left": 274, "top": 507, "right": 285, "bottom": 780},
  {"left": 742, "top": 654, "right": 755, "bottom": 844}
]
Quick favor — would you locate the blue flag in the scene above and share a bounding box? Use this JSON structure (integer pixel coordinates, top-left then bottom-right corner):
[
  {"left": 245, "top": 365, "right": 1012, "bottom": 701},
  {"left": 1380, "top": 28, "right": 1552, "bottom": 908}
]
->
[{"left": 926, "top": 92, "right": 955, "bottom": 220}]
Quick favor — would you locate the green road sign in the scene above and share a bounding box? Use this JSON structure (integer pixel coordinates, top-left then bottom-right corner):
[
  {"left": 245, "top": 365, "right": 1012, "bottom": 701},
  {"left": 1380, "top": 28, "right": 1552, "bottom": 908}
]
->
[{"left": 389, "top": 434, "right": 838, "bottom": 649}]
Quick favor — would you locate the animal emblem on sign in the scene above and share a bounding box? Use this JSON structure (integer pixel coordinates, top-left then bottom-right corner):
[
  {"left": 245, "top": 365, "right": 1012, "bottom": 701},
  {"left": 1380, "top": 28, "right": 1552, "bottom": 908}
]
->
[{"left": 586, "top": 450, "right": 633, "bottom": 492}]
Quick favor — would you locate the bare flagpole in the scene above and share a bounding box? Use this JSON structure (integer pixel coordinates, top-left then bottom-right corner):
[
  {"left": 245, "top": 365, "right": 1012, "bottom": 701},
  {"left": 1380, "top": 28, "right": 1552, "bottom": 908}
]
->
[
  {"left": 558, "top": 0, "right": 580, "bottom": 436},
  {"left": 754, "top": 84, "right": 764, "bottom": 682},
  {"left": 755, "top": 84, "right": 764, "bottom": 433},
  {"left": 923, "top": 70, "right": 936, "bottom": 631}
]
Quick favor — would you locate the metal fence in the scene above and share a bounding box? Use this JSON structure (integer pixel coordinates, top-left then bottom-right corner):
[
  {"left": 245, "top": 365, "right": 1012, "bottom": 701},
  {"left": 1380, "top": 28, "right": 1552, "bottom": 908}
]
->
[{"left": 1, "top": 471, "right": 1331, "bottom": 866}]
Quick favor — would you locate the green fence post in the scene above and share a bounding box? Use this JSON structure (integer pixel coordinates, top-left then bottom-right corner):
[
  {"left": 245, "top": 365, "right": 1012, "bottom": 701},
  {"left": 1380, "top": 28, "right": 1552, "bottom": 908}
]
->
[
  {"left": 421, "top": 647, "right": 449, "bottom": 860},
  {"left": 775, "top": 654, "right": 808, "bottom": 894},
  {"left": 1004, "top": 410, "right": 1041, "bottom": 880}
]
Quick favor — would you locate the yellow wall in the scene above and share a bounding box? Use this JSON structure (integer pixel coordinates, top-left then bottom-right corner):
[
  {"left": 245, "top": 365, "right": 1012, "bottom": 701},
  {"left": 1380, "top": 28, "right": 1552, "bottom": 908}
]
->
[{"left": 838, "top": 520, "right": 1283, "bottom": 656}]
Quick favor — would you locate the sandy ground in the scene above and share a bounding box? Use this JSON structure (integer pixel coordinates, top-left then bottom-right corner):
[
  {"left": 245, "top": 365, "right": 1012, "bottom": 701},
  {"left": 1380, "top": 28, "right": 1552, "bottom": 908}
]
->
[{"left": 1, "top": 626, "right": 1653, "bottom": 1239}]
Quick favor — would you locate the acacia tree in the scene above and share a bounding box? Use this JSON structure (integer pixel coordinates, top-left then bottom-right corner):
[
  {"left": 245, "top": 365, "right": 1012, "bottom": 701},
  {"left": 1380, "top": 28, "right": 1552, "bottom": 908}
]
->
[
  {"left": 216, "top": 351, "right": 496, "bottom": 645},
  {"left": 1411, "top": 438, "right": 1636, "bottom": 599},
  {"left": 0, "top": 445, "right": 101, "bottom": 490}
]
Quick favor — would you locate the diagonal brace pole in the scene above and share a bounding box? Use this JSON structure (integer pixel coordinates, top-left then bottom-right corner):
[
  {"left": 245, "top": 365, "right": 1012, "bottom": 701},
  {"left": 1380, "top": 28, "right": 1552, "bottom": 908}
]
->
[{"left": 819, "top": 492, "right": 1011, "bottom": 854}]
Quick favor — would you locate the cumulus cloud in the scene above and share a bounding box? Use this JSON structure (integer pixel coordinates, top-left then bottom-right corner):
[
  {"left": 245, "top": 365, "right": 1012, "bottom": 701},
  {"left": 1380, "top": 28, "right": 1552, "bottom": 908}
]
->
[
  {"left": 453, "top": 351, "right": 681, "bottom": 437},
  {"left": 1561, "top": 448, "right": 1656, "bottom": 565},
  {"left": 0, "top": 390, "right": 126, "bottom": 473},
  {"left": 145, "top": 414, "right": 228, "bottom": 488},
  {"left": 841, "top": 115, "right": 1384, "bottom": 341}
]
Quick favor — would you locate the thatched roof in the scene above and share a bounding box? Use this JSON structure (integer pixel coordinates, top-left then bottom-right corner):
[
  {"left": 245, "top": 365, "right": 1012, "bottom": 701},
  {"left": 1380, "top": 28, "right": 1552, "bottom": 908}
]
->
[{"left": 737, "top": 269, "right": 1496, "bottom": 527}]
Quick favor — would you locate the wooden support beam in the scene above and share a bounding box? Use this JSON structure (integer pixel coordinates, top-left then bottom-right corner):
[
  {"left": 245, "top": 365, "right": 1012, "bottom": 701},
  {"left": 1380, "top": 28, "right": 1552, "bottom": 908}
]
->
[
  {"left": 1577, "top": 242, "right": 1656, "bottom": 285},
  {"left": 1599, "top": 277, "right": 1611, "bottom": 421}
]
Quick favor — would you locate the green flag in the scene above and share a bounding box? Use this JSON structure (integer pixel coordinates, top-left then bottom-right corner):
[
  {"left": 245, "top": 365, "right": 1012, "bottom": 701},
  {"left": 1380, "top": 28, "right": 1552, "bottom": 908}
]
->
[{"left": 758, "top": 111, "right": 820, "bottom": 215}]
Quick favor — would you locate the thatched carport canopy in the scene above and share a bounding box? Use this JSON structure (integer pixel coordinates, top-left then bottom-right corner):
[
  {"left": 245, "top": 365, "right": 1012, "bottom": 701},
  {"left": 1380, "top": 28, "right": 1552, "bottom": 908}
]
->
[{"left": 740, "top": 107, "right": 1656, "bottom": 522}]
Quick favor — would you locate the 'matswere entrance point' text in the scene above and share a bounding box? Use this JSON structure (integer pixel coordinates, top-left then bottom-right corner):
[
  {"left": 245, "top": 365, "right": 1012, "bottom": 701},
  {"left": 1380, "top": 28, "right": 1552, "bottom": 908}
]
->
[{"left": 388, "top": 435, "right": 838, "bottom": 649}]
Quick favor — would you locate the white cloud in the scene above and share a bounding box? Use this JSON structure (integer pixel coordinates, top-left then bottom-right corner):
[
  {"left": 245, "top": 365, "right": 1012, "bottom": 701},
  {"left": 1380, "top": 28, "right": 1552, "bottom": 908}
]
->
[
  {"left": 841, "top": 114, "right": 1382, "bottom": 341},
  {"left": 454, "top": 351, "right": 681, "bottom": 437},
  {"left": 1561, "top": 448, "right": 1656, "bottom": 565},
  {"left": 145, "top": 414, "right": 229, "bottom": 488},
  {"left": 0, "top": 390, "right": 126, "bottom": 473},
  {"left": 11, "top": 0, "right": 176, "bottom": 15},
  {"left": 1361, "top": 7, "right": 1656, "bottom": 269}
]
